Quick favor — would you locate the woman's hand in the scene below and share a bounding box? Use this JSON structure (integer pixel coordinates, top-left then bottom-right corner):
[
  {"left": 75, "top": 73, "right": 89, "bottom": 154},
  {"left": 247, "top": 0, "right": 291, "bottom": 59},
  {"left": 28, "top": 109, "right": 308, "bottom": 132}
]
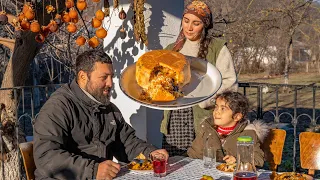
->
[{"left": 223, "top": 155, "right": 236, "bottom": 164}]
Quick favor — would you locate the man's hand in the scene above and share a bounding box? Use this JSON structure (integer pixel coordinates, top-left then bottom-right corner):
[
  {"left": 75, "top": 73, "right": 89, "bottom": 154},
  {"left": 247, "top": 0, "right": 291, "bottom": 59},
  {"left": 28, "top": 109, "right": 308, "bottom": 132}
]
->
[
  {"left": 223, "top": 155, "right": 236, "bottom": 164},
  {"left": 150, "top": 149, "right": 169, "bottom": 161},
  {"left": 96, "top": 160, "right": 120, "bottom": 180}
]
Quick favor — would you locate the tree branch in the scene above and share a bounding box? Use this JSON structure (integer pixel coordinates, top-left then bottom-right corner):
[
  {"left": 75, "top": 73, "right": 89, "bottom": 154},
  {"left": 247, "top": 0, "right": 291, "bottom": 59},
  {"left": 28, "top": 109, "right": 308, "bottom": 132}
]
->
[
  {"left": 0, "top": 37, "right": 15, "bottom": 51},
  {"left": 75, "top": 6, "right": 91, "bottom": 39}
]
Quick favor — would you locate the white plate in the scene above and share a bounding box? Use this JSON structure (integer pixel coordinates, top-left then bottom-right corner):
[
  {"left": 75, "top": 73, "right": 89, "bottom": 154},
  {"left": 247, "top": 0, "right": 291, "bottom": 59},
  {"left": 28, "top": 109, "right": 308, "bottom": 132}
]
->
[
  {"left": 215, "top": 163, "right": 234, "bottom": 174},
  {"left": 119, "top": 56, "right": 222, "bottom": 110},
  {"left": 128, "top": 169, "right": 153, "bottom": 173}
]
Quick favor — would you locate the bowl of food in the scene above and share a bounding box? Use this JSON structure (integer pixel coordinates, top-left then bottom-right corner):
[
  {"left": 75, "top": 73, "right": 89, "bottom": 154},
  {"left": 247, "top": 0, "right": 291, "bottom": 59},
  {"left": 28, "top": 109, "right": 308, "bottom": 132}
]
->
[{"left": 216, "top": 163, "right": 236, "bottom": 174}]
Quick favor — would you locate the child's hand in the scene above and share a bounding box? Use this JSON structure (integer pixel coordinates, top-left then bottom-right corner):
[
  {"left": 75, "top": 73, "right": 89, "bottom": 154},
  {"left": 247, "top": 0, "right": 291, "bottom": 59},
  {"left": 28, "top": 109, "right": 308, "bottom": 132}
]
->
[{"left": 223, "top": 155, "right": 236, "bottom": 164}]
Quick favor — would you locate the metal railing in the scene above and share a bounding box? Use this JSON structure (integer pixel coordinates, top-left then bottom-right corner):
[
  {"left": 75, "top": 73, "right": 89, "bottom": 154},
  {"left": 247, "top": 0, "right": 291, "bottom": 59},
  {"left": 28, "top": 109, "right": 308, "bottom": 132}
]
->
[
  {"left": 239, "top": 82, "right": 320, "bottom": 172},
  {"left": 0, "top": 82, "right": 319, "bottom": 179},
  {"left": 0, "top": 83, "right": 63, "bottom": 180}
]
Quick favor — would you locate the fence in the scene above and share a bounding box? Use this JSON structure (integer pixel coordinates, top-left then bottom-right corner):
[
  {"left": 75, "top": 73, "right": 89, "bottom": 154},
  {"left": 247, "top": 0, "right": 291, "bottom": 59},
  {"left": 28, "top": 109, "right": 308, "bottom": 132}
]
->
[
  {"left": 0, "top": 82, "right": 319, "bottom": 179},
  {"left": 0, "top": 83, "right": 62, "bottom": 180},
  {"left": 239, "top": 82, "right": 320, "bottom": 173}
]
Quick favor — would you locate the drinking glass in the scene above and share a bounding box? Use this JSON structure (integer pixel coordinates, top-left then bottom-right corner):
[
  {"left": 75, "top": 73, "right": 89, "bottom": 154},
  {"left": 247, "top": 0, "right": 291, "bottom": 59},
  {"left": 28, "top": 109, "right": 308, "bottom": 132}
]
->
[
  {"left": 152, "top": 153, "right": 166, "bottom": 177},
  {"left": 203, "top": 147, "right": 216, "bottom": 168}
]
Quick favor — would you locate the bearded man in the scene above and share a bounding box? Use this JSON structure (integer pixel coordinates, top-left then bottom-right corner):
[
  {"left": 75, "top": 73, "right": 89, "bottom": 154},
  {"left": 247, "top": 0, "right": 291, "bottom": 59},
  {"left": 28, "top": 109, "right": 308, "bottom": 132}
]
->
[{"left": 33, "top": 50, "right": 168, "bottom": 180}]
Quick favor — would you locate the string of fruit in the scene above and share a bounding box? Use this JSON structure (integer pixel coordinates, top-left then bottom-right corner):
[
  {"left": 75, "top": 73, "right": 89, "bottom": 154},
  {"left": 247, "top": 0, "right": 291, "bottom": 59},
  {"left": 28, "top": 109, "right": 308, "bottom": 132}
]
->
[
  {"left": 0, "top": 0, "right": 8, "bottom": 25},
  {"left": 117, "top": 0, "right": 127, "bottom": 40},
  {"left": 0, "top": 0, "right": 140, "bottom": 48},
  {"left": 133, "top": 0, "right": 147, "bottom": 46}
]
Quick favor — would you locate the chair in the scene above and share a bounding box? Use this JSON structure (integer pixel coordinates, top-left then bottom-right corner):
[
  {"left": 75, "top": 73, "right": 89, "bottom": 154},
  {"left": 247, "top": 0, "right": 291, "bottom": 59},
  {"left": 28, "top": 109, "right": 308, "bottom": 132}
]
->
[
  {"left": 299, "top": 132, "right": 320, "bottom": 176},
  {"left": 262, "top": 129, "right": 286, "bottom": 171},
  {"left": 19, "top": 141, "right": 36, "bottom": 180}
]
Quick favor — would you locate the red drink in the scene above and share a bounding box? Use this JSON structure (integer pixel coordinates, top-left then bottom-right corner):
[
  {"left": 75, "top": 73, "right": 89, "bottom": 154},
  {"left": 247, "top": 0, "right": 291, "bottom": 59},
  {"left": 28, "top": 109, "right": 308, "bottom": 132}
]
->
[
  {"left": 153, "top": 159, "right": 166, "bottom": 174},
  {"left": 233, "top": 172, "right": 257, "bottom": 180}
]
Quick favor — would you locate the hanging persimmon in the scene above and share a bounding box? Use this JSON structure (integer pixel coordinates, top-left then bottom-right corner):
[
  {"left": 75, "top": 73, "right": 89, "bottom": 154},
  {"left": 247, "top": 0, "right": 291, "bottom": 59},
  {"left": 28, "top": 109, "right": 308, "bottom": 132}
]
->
[
  {"left": 88, "top": 36, "right": 99, "bottom": 48},
  {"left": 67, "top": 23, "right": 77, "bottom": 33},
  {"left": 76, "top": 0, "right": 87, "bottom": 11},
  {"left": 35, "top": 33, "right": 45, "bottom": 43},
  {"left": 22, "top": 3, "right": 32, "bottom": 14},
  {"left": 20, "top": 19, "right": 30, "bottom": 30},
  {"left": 0, "top": 11, "right": 8, "bottom": 25},
  {"left": 54, "top": 14, "right": 62, "bottom": 25},
  {"left": 71, "top": 17, "right": 79, "bottom": 23},
  {"left": 46, "top": 5, "right": 56, "bottom": 14},
  {"left": 91, "top": 17, "right": 102, "bottom": 28},
  {"left": 119, "top": 27, "right": 126, "bottom": 39},
  {"left": 69, "top": 8, "right": 78, "bottom": 19},
  {"left": 30, "top": 20, "right": 41, "bottom": 33},
  {"left": 65, "top": 0, "right": 75, "bottom": 8},
  {"left": 62, "top": 12, "right": 71, "bottom": 23},
  {"left": 76, "top": 36, "right": 86, "bottom": 46},
  {"left": 25, "top": 9, "right": 35, "bottom": 20},
  {"left": 95, "top": 9, "right": 104, "bottom": 21},
  {"left": 96, "top": 27, "right": 107, "bottom": 39},
  {"left": 48, "top": 20, "right": 58, "bottom": 32},
  {"left": 118, "top": 8, "right": 126, "bottom": 20},
  {"left": 41, "top": 26, "right": 51, "bottom": 37},
  {"left": 92, "top": 0, "right": 101, "bottom": 2},
  {"left": 18, "top": 12, "right": 25, "bottom": 22}
]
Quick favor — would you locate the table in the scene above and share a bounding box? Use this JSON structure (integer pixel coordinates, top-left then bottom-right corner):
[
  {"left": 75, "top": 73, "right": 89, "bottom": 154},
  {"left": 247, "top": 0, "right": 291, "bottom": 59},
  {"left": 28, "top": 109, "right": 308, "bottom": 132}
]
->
[{"left": 115, "top": 156, "right": 272, "bottom": 180}]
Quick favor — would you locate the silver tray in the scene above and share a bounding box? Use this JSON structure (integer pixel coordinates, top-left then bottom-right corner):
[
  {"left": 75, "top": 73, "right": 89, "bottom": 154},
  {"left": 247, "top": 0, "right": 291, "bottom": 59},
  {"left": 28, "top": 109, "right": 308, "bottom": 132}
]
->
[{"left": 119, "top": 56, "right": 222, "bottom": 110}]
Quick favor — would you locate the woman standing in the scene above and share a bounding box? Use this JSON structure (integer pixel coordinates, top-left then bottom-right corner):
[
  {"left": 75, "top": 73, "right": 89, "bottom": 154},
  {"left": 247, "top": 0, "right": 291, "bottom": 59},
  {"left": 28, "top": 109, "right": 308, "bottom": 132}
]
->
[{"left": 160, "top": 1, "right": 238, "bottom": 156}]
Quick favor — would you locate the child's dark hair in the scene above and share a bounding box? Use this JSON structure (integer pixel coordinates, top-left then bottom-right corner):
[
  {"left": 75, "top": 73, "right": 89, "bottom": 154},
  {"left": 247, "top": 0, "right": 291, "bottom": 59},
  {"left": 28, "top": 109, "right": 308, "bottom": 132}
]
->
[{"left": 215, "top": 91, "right": 249, "bottom": 120}]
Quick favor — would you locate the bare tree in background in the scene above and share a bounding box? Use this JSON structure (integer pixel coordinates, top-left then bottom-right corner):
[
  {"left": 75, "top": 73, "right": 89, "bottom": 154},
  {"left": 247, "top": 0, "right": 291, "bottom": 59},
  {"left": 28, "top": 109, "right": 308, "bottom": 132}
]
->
[
  {"left": 0, "top": 0, "right": 103, "bottom": 178},
  {"left": 185, "top": 0, "right": 320, "bottom": 80}
]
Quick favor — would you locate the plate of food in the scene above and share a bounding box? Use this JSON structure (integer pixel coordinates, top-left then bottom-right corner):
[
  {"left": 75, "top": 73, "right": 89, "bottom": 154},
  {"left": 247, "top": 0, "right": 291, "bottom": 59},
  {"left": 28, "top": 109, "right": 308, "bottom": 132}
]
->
[
  {"left": 216, "top": 163, "right": 236, "bottom": 174},
  {"left": 119, "top": 50, "right": 222, "bottom": 110},
  {"left": 127, "top": 159, "right": 153, "bottom": 173},
  {"left": 270, "top": 171, "right": 313, "bottom": 180},
  {"left": 126, "top": 153, "right": 153, "bottom": 173}
]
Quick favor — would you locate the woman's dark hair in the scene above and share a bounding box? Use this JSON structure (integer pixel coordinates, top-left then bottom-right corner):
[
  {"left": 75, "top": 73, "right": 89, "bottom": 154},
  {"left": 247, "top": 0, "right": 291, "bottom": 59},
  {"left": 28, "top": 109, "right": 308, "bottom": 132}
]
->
[
  {"left": 75, "top": 50, "right": 112, "bottom": 79},
  {"left": 197, "top": 15, "right": 214, "bottom": 59},
  {"left": 215, "top": 91, "right": 249, "bottom": 120}
]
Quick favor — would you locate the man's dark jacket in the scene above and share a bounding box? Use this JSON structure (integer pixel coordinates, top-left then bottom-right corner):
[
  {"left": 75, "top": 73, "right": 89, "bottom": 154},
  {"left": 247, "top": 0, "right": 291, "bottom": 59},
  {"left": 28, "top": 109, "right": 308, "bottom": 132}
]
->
[{"left": 33, "top": 80, "right": 157, "bottom": 179}]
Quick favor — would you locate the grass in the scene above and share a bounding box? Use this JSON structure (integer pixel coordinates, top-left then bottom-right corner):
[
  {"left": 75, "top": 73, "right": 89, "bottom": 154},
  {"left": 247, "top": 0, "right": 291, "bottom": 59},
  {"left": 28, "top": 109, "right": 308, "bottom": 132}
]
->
[{"left": 239, "top": 72, "right": 320, "bottom": 85}]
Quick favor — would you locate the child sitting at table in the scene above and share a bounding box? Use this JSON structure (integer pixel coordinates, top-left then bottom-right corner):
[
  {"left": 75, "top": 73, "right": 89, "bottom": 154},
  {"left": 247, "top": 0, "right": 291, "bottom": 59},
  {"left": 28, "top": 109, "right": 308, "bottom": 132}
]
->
[{"left": 187, "top": 91, "right": 269, "bottom": 167}]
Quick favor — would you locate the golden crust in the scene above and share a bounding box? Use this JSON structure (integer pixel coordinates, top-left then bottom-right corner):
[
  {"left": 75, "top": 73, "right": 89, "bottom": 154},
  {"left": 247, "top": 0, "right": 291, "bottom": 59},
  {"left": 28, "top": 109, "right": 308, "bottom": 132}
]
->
[
  {"left": 136, "top": 50, "right": 191, "bottom": 102},
  {"left": 270, "top": 172, "right": 310, "bottom": 180}
]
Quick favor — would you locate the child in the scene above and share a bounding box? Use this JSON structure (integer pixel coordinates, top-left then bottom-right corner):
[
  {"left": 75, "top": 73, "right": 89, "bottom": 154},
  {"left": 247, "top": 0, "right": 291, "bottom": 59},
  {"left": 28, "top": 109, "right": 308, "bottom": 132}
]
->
[{"left": 187, "top": 91, "right": 269, "bottom": 167}]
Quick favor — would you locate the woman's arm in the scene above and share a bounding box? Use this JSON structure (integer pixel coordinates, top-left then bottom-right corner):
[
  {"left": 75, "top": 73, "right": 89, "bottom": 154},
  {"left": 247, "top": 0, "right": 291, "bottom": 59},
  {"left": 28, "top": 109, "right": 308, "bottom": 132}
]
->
[
  {"left": 215, "top": 46, "right": 238, "bottom": 94},
  {"left": 198, "top": 46, "right": 238, "bottom": 108}
]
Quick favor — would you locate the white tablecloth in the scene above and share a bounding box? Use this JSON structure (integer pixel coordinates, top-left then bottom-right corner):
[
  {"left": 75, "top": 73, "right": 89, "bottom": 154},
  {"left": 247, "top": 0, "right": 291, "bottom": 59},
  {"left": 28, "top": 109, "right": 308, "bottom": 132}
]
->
[{"left": 115, "top": 156, "right": 272, "bottom": 180}]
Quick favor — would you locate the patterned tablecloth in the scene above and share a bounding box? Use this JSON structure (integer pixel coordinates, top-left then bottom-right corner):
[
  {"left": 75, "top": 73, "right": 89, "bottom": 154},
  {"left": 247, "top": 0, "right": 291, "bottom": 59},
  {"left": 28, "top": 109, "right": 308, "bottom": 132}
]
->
[{"left": 114, "top": 156, "right": 272, "bottom": 180}]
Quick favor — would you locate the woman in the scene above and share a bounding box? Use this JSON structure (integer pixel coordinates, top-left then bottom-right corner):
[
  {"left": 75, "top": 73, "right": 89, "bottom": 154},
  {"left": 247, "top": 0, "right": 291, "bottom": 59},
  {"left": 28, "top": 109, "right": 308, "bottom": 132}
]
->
[{"left": 160, "top": 0, "right": 238, "bottom": 156}]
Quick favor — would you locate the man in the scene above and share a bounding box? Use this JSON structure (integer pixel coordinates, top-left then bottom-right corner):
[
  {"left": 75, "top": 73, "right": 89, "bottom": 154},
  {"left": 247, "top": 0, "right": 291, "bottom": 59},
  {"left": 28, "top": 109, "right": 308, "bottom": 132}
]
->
[{"left": 33, "top": 50, "right": 168, "bottom": 180}]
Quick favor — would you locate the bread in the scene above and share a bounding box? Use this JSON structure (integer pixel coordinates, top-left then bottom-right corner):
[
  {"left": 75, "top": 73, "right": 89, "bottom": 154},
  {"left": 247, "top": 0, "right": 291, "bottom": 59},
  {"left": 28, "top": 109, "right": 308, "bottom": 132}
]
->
[{"left": 136, "top": 50, "right": 191, "bottom": 102}]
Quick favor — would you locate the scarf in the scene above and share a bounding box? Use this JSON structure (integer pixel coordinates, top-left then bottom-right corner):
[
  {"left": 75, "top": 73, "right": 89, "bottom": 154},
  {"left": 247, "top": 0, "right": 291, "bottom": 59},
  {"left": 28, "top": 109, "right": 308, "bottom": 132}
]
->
[{"left": 172, "top": 1, "right": 212, "bottom": 52}]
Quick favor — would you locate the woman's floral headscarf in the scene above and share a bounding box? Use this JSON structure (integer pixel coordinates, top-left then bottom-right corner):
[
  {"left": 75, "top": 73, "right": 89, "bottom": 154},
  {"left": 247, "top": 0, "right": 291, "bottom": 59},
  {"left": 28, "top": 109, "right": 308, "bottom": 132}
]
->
[{"left": 172, "top": 1, "right": 212, "bottom": 52}]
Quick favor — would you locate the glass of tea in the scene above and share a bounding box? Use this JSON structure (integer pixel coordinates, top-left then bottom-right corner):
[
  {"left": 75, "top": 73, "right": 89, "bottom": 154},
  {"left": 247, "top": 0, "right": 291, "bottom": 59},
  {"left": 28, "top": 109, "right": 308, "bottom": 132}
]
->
[{"left": 152, "top": 153, "right": 166, "bottom": 177}]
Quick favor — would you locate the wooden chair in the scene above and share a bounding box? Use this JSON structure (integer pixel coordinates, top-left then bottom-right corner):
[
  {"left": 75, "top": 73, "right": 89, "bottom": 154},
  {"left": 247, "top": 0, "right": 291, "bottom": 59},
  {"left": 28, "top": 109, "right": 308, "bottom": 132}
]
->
[
  {"left": 19, "top": 141, "right": 36, "bottom": 180},
  {"left": 262, "top": 129, "right": 286, "bottom": 171},
  {"left": 299, "top": 132, "right": 320, "bottom": 176}
]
